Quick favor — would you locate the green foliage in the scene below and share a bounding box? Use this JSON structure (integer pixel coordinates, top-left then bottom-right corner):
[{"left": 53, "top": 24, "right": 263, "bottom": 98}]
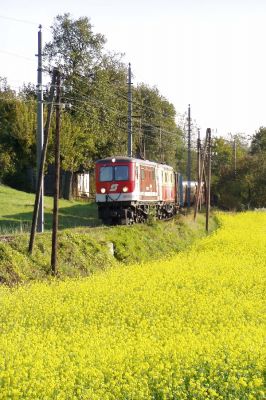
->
[
  {"left": 44, "top": 13, "right": 106, "bottom": 77},
  {"left": 43, "top": 13, "right": 184, "bottom": 169},
  {"left": 0, "top": 86, "right": 36, "bottom": 182},
  {"left": 246, "top": 153, "right": 266, "bottom": 207},
  {"left": 250, "top": 126, "right": 266, "bottom": 154},
  {"left": 133, "top": 84, "right": 183, "bottom": 167},
  {"left": 212, "top": 137, "right": 234, "bottom": 177},
  {"left": 44, "top": 13, "right": 128, "bottom": 168},
  {"left": 212, "top": 133, "right": 266, "bottom": 209}
]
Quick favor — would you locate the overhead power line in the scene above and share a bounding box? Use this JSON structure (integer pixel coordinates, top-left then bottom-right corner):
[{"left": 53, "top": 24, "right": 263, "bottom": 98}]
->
[
  {"left": 0, "top": 49, "right": 35, "bottom": 63},
  {"left": 0, "top": 14, "right": 38, "bottom": 25},
  {"left": 0, "top": 14, "right": 50, "bottom": 30},
  {"left": 62, "top": 73, "right": 176, "bottom": 121},
  {"left": 60, "top": 83, "right": 180, "bottom": 138}
]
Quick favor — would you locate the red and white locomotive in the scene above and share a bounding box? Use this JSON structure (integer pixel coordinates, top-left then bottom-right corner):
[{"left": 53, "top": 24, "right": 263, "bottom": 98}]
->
[{"left": 95, "top": 156, "right": 188, "bottom": 224}]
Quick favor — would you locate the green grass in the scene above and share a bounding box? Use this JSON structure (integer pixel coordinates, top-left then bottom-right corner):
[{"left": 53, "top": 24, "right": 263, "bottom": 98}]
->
[
  {"left": 0, "top": 184, "right": 218, "bottom": 285},
  {"left": 0, "top": 213, "right": 217, "bottom": 285},
  {"left": 0, "top": 184, "right": 100, "bottom": 234}
]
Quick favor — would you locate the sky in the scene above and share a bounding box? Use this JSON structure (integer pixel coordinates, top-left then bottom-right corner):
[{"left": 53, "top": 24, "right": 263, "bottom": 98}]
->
[{"left": 1, "top": 0, "right": 266, "bottom": 138}]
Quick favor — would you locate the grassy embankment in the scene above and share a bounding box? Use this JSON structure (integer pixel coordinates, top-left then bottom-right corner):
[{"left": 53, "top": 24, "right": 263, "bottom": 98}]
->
[{"left": 0, "top": 184, "right": 218, "bottom": 284}]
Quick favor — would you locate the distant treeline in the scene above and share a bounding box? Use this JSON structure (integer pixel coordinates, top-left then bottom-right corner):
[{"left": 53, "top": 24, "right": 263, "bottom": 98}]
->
[
  {"left": 211, "top": 131, "right": 266, "bottom": 209},
  {"left": 0, "top": 13, "right": 265, "bottom": 209}
]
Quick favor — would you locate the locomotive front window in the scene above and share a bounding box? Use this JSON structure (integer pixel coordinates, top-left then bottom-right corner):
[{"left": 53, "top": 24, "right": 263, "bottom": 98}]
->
[
  {"left": 99, "top": 166, "right": 113, "bottom": 182},
  {"left": 114, "top": 165, "right": 129, "bottom": 181}
]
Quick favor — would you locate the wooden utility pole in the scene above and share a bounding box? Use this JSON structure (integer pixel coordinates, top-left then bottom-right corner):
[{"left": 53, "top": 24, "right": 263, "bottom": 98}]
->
[
  {"left": 233, "top": 137, "right": 237, "bottom": 178},
  {"left": 28, "top": 68, "right": 57, "bottom": 254},
  {"left": 127, "top": 63, "right": 133, "bottom": 157},
  {"left": 197, "top": 128, "right": 201, "bottom": 210},
  {"left": 187, "top": 104, "right": 191, "bottom": 209},
  {"left": 159, "top": 127, "right": 164, "bottom": 162},
  {"left": 205, "top": 128, "right": 212, "bottom": 232},
  {"left": 194, "top": 131, "right": 208, "bottom": 221},
  {"left": 51, "top": 70, "right": 61, "bottom": 275},
  {"left": 197, "top": 129, "right": 201, "bottom": 182}
]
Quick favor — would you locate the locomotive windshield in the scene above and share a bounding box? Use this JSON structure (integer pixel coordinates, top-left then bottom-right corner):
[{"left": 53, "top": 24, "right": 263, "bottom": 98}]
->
[
  {"left": 100, "top": 166, "right": 113, "bottom": 182},
  {"left": 99, "top": 165, "right": 129, "bottom": 182},
  {"left": 114, "top": 166, "right": 128, "bottom": 181}
]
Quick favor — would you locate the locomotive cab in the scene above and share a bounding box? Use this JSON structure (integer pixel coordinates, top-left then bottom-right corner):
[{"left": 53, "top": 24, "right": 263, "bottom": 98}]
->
[{"left": 95, "top": 157, "right": 136, "bottom": 224}]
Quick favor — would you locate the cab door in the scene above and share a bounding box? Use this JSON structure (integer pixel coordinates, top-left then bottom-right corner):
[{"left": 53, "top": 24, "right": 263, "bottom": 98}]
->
[
  {"left": 135, "top": 163, "right": 140, "bottom": 199},
  {"left": 157, "top": 166, "right": 163, "bottom": 201}
]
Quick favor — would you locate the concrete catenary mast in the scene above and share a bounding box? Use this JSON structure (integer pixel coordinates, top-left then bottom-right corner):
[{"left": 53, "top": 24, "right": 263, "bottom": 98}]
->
[{"left": 36, "top": 25, "right": 44, "bottom": 232}]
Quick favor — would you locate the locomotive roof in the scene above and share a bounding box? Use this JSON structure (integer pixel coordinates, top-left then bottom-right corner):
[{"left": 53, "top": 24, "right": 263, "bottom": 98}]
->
[
  {"left": 96, "top": 156, "right": 137, "bottom": 163},
  {"left": 96, "top": 156, "right": 174, "bottom": 169}
]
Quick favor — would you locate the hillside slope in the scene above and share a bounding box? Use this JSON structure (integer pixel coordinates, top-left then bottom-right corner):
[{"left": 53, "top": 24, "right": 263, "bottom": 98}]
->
[{"left": 0, "top": 184, "right": 100, "bottom": 234}]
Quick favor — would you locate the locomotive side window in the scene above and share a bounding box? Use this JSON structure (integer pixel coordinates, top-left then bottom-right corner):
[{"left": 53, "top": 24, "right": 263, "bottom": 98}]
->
[
  {"left": 100, "top": 166, "right": 113, "bottom": 182},
  {"left": 141, "top": 169, "right": 145, "bottom": 180},
  {"left": 114, "top": 166, "right": 129, "bottom": 181}
]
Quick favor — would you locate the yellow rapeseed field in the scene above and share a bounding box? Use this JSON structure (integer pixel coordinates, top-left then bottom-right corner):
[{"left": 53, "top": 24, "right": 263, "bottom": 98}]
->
[{"left": 0, "top": 212, "right": 265, "bottom": 399}]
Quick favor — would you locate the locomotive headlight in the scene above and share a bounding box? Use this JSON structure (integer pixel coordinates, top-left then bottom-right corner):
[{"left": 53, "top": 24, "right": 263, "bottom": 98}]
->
[
  {"left": 100, "top": 188, "right": 106, "bottom": 194},
  {"left": 122, "top": 186, "right": 128, "bottom": 193}
]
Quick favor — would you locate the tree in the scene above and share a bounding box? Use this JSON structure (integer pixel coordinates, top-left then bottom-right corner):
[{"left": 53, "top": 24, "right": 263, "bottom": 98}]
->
[
  {"left": 44, "top": 13, "right": 106, "bottom": 77},
  {"left": 212, "top": 137, "right": 233, "bottom": 176},
  {"left": 211, "top": 135, "right": 250, "bottom": 209},
  {"left": 44, "top": 14, "right": 185, "bottom": 169},
  {"left": 0, "top": 82, "right": 36, "bottom": 188},
  {"left": 133, "top": 84, "right": 183, "bottom": 168},
  {"left": 44, "top": 14, "right": 129, "bottom": 164},
  {"left": 250, "top": 153, "right": 266, "bottom": 207},
  {"left": 250, "top": 127, "right": 266, "bottom": 154}
]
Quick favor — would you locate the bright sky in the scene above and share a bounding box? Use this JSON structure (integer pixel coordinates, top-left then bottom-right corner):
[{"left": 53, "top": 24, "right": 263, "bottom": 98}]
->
[{"left": 1, "top": 0, "right": 266, "bottom": 138}]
